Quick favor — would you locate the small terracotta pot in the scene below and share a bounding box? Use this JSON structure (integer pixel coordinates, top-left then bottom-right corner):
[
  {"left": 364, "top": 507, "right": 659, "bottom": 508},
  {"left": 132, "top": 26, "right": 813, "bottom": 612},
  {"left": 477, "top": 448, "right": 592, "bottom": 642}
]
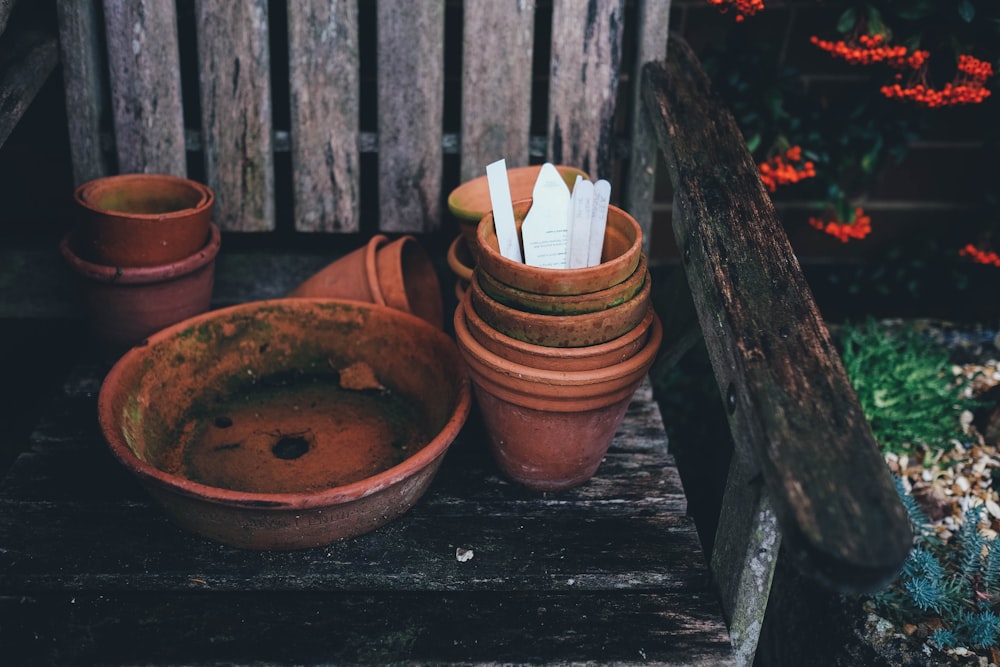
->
[
  {"left": 447, "top": 165, "right": 588, "bottom": 254},
  {"left": 374, "top": 235, "right": 443, "bottom": 330},
  {"left": 454, "top": 300, "right": 662, "bottom": 491},
  {"left": 74, "top": 173, "right": 214, "bottom": 267},
  {"left": 479, "top": 254, "right": 648, "bottom": 316},
  {"left": 447, "top": 235, "right": 475, "bottom": 301},
  {"left": 61, "top": 224, "right": 221, "bottom": 364},
  {"left": 469, "top": 270, "right": 651, "bottom": 348},
  {"left": 475, "top": 199, "right": 642, "bottom": 296},
  {"left": 98, "top": 298, "right": 472, "bottom": 550},
  {"left": 459, "top": 294, "right": 654, "bottom": 372},
  {"left": 287, "top": 234, "right": 388, "bottom": 303}
]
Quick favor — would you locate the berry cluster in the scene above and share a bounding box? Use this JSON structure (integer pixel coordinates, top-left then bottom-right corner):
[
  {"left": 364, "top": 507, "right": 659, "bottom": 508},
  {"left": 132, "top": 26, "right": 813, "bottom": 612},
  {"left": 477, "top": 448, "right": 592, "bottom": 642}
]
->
[
  {"left": 757, "top": 145, "right": 816, "bottom": 192},
  {"left": 809, "top": 33, "right": 911, "bottom": 66},
  {"left": 959, "top": 244, "right": 1000, "bottom": 267},
  {"left": 882, "top": 53, "right": 993, "bottom": 108},
  {"left": 705, "top": 0, "right": 764, "bottom": 22},
  {"left": 808, "top": 207, "right": 872, "bottom": 243}
]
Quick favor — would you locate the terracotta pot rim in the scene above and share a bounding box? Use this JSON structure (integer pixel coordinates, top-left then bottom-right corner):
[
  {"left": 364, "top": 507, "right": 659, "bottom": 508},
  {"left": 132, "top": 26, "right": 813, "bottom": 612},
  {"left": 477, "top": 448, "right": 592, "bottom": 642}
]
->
[
  {"left": 469, "top": 269, "right": 651, "bottom": 348},
  {"left": 60, "top": 223, "right": 222, "bottom": 284},
  {"left": 98, "top": 298, "right": 473, "bottom": 511},
  {"left": 455, "top": 295, "right": 662, "bottom": 387},
  {"left": 447, "top": 164, "right": 588, "bottom": 222},
  {"left": 475, "top": 199, "right": 642, "bottom": 296},
  {"left": 75, "top": 173, "right": 214, "bottom": 220},
  {"left": 460, "top": 295, "right": 654, "bottom": 363},
  {"left": 479, "top": 254, "right": 647, "bottom": 315},
  {"left": 447, "top": 235, "right": 475, "bottom": 283},
  {"left": 364, "top": 233, "right": 390, "bottom": 306}
]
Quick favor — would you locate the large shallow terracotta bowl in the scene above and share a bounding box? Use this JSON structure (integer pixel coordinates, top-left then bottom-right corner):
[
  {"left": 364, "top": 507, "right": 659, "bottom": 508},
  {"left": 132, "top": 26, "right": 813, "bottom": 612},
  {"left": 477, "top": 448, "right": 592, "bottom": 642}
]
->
[
  {"left": 475, "top": 199, "right": 642, "bottom": 296},
  {"left": 98, "top": 299, "right": 472, "bottom": 550},
  {"left": 469, "top": 269, "right": 651, "bottom": 348}
]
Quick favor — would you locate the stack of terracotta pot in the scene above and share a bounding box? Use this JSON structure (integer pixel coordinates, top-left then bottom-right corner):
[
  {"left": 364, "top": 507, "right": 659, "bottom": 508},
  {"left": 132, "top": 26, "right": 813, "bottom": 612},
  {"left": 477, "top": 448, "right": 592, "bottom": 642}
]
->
[
  {"left": 60, "top": 173, "right": 220, "bottom": 363},
  {"left": 454, "top": 198, "right": 662, "bottom": 492},
  {"left": 446, "top": 164, "right": 587, "bottom": 301}
]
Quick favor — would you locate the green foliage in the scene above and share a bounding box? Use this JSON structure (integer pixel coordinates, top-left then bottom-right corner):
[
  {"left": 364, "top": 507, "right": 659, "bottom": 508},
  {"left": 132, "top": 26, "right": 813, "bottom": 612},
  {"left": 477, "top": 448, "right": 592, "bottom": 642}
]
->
[
  {"left": 839, "top": 318, "right": 979, "bottom": 455},
  {"left": 875, "top": 486, "right": 1000, "bottom": 652}
]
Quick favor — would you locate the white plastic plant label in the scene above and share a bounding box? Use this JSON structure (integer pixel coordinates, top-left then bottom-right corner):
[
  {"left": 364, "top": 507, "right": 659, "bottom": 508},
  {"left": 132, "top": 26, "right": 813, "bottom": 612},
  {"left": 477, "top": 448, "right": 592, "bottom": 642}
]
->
[
  {"left": 521, "top": 163, "right": 571, "bottom": 269},
  {"left": 486, "top": 158, "right": 523, "bottom": 263},
  {"left": 587, "top": 179, "right": 611, "bottom": 267},
  {"left": 567, "top": 176, "right": 594, "bottom": 269}
]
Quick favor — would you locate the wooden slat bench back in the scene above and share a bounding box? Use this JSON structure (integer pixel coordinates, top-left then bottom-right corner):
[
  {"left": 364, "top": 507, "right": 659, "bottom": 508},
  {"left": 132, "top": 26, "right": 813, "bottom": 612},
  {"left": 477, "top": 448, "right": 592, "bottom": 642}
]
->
[{"left": 56, "top": 0, "right": 668, "bottom": 240}]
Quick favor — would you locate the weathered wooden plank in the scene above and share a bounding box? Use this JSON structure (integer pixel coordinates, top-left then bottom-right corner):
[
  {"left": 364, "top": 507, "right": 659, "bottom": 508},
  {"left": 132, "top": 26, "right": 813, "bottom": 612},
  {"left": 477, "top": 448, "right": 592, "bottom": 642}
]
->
[
  {"left": 1, "top": 591, "right": 733, "bottom": 666},
  {"left": 642, "top": 37, "right": 911, "bottom": 592},
  {"left": 102, "top": 0, "right": 185, "bottom": 175},
  {"left": 0, "top": 29, "right": 58, "bottom": 150},
  {"left": 194, "top": 0, "right": 275, "bottom": 231},
  {"left": 459, "top": 0, "right": 535, "bottom": 183},
  {"left": 623, "top": 0, "right": 671, "bottom": 252},
  {"left": 376, "top": 0, "right": 444, "bottom": 232},
  {"left": 55, "top": 0, "right": 109, "bottom": 184},
  {"left": 547, "top": 0, "right": 624, "bottom": 179},
  {"left": 711, "top": 455, "right": 781, "bottom": 667},
  {"left": 287, "top": 0, "right": 360, "bottom": 232},
  {"left": 0, "top": 0, "right": 15, "bottom": 37}
]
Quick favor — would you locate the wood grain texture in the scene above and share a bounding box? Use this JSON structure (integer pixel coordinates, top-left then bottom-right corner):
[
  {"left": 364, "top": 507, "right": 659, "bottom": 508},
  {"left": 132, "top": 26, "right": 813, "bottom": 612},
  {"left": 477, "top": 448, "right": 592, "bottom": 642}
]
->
[
  {"left": 288, "top": 0, "right": 359, "bottom": 232},
  {"left": 642, "top": 36, "right": 911, "bottom": 593},
  {"left": 0, "top": 29, "right": 58, "bottom": 149},
  {"left": 548, "top": 0, "right": 624, "bottom": 180},
  {"left": 623, "top": 0, "right": 671, "bottom": 252},
  {"left": 0, "top": 369, "right": 734, "bottom": 665},
  {"left": 102, "top": 0, "right": 185, "bottom": 175},
  {"left": 459, "top": 0, "right": 535, "bottom": 183},
  {"left": 0, "top": 0, "right": 15, "bottom": 37},
  {"left": 55, "top": 0, "right": 110, "bottom": 184},
  {"left": 194, "top": 0, "right": 275, "bottom": 231},
  {"left": 377, "top": 0, "right": 444, "bottom": 232}
]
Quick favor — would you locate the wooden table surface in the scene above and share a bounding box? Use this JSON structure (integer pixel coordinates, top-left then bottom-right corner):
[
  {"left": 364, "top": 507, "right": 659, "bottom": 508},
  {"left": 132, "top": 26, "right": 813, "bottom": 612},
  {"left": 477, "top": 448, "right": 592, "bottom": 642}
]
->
[{"left": 0, "top": 359, "right": 734, "bottom": 666}]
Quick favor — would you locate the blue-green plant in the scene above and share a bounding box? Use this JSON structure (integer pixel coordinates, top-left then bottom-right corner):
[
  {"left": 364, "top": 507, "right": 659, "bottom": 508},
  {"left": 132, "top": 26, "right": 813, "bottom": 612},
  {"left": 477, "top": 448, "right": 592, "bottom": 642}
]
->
[{"left": 874, "top": 477, "right": 1000, "bottom": 652}]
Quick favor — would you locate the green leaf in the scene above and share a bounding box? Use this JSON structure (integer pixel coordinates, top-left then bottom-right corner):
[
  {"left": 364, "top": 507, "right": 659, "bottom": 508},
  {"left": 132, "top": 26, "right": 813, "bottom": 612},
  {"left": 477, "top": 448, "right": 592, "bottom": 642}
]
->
[
  {"left": 837, "top": 7, "right": 858, "bottom": 34},
  {"left": 745, "top": 133, "right": 762, "bottom": 154},
  {"left": 958, "top": 0, "right": 975, "bottom": 22},
  {"left": 867, "top": 6, "right": 888, "bottom": 37}
]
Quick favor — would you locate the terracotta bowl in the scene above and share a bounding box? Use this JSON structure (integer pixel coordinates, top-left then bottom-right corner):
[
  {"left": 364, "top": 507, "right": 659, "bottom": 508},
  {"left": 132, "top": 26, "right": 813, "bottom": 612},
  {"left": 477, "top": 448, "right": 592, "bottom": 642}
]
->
[
  {"left": 478, "top": 254, "right": 647, "bottom": 316},
  {"left": 447, "top": 235, "right": 475, "bottom": 302},
  {"left": 98, "top": 299, "right": 472, "bottom": 550},
  {"left": 469, "top": 269, "right": 651, "bottom": 348},
  {"left": 459, "top": 294, "right": 655, "bottom": 372},
  {"left": 75, "top": 173, "right": 214, "bottom": 267},
  {"left": 447, "top": 165, "right": 587, "bottom": 253},
  {"left": 475, "top": 199, "right": 642, "bottom": 296}
]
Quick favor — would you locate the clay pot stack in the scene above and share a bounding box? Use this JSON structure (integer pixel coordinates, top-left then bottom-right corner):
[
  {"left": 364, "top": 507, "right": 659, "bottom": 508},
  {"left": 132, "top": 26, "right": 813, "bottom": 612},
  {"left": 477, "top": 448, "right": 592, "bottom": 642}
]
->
[
  {"left": 60, "top": 173, "right": 219, "bottom": 363},
  {"left": 453, "top": 199, "right": 662, "bottom": 492},
  {"left": 445, "top": 165, "right": 587, "bottom": 302}
]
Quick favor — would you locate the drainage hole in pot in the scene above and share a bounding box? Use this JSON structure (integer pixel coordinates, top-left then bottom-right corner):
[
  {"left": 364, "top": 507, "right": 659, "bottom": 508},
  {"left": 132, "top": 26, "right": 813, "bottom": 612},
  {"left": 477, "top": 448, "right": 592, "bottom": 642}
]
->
[{"left": 272, "top": 436, "right": 310, "bottom": 460}]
